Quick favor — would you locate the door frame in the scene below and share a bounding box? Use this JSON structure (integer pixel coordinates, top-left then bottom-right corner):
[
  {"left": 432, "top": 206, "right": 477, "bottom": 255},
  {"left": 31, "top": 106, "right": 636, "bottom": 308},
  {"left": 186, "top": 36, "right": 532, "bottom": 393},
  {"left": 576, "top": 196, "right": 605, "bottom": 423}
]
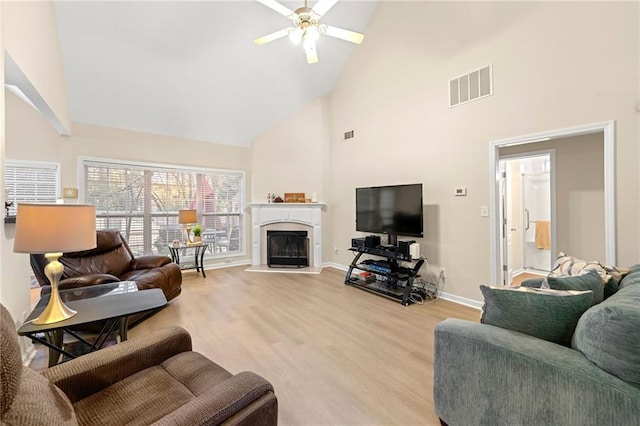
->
[
  {"left": 499, "top": 150, "right": 556, "bottom": 284},
  {"left": 489, "top": 120, "right": 616, "bottom": 285}
]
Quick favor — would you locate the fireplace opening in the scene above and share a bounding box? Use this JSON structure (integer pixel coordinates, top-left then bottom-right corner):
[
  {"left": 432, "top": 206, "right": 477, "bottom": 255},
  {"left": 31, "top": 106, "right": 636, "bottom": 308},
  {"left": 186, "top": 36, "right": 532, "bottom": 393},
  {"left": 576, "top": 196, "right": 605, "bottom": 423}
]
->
[{"left": 267, "top": 230, "right": 309, "bottom": 268}]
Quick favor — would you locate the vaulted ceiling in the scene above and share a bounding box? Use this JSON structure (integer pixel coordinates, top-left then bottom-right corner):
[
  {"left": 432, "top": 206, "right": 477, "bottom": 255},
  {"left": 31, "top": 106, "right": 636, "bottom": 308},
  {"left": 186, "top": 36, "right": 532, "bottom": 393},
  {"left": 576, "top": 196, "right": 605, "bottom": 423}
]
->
[{"left": 54, "top": 1, "right": 379, "bottom": 147}]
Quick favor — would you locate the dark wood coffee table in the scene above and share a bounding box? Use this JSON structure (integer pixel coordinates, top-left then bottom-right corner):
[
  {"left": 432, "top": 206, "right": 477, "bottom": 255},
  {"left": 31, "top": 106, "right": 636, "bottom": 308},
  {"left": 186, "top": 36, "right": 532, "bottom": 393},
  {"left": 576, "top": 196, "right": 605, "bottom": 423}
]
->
[{"left": 18, "top": 282, "right": 166, "bottom": 366}]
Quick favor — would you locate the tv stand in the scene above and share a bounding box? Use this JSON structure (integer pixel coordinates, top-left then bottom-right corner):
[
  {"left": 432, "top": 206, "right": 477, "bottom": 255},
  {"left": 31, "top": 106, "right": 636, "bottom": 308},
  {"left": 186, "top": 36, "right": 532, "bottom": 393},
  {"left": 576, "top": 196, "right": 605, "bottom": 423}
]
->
[{"left": 344, "top": 245, "right": 424, "bottom": 306}]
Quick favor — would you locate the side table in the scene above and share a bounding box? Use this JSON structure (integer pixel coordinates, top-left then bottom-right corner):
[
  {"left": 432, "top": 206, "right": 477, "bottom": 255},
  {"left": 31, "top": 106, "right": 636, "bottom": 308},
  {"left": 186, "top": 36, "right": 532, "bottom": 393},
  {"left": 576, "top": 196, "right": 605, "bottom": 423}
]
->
[
  {"left": 168, "top": 242, "right": 208, "bottom": 277},
  {"left": 18, "top": 282, "right": 166, "bottom": 366}
]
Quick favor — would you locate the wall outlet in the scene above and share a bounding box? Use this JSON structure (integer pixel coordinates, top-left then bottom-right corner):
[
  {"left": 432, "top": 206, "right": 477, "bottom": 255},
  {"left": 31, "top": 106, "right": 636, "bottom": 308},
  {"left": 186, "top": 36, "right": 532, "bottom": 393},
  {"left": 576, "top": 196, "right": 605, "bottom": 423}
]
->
[
  {"left": 441, "top": 268, "right": 446, "bottom": 278},
  {"left": 334, "top": 246, "right": 339, "bottom": 255}
]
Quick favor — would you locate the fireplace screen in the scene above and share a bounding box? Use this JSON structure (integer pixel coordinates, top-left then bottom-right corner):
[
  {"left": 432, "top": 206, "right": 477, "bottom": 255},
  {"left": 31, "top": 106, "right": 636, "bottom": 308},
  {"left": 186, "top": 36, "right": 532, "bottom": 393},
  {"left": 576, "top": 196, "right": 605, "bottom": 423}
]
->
[{"left": 267, "top": 230, "right": 309, "bottom": 268}]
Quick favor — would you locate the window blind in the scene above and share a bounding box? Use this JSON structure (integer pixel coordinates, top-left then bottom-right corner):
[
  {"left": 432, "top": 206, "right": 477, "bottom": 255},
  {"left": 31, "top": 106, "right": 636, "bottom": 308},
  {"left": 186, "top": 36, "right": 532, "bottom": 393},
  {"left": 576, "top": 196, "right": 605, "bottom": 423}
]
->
[
  {"left": 83, "top": 159, "right": 244, "bottom": 257},
  {"left": 4, "top": 161, "right": 59, "bottom": 215}
]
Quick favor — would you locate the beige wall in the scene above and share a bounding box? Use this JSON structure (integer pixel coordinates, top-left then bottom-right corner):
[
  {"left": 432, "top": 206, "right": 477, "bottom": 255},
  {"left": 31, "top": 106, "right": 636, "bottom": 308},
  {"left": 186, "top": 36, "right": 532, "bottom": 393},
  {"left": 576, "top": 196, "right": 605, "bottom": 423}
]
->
[
  {"left": 3, "top": 0, "right": 70, "bottom": 132},
  {"left": 251, "top": 96, "right": 330, "bottom": 202},
  {"left": 61, "top": 123, "right": 251, "bottom": 185},
  {"left": 5, "top": 90, "right": 63, "bottom": 161},
  {"left": 322, "top": 1, "right": 639, "bottom": 303},
  {"left": 501, "top": 134, "right": 606, "bottom": 262},
  {"left": 1, "top": 89, "right": 65, "bottom": 337},
  {"left": 1, "top": 1, "right": 69, "bottom": 333},
  {"left": 251, "top": 96, "right": 333, "bottom": 261},
  {"left": 1, "top": 1, "right": 5, "bottom": 306}
]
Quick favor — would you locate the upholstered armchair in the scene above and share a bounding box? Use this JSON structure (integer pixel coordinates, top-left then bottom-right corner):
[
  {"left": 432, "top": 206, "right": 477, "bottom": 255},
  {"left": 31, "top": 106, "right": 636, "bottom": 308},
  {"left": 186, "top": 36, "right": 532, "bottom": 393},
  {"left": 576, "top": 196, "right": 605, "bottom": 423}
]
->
[
  {"left": 30, "top": 228, "right": 182, "bottom": 302},
  {"left": 0, "top": 304, "right": 278, "bottom": 425}
]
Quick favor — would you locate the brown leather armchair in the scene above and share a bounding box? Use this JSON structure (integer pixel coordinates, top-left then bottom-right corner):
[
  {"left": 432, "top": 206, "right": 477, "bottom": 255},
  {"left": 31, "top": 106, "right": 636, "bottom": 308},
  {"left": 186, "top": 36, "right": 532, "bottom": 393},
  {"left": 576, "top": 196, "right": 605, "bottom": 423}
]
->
[
  {"left": 31, "top": 229, "right": 182, "bottom": 302},
  {"left": 0, "top": 304, "right": 278, "bottom": 426}
]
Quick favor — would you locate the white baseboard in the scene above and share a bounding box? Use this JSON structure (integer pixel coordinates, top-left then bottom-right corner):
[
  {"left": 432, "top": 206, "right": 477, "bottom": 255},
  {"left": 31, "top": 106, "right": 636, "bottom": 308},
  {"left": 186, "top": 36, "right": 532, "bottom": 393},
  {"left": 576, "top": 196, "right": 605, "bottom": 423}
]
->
[
  {"left": 439, "top": 292, "right": 483, "bottom": 310},
  {"left": 202, "top": 259, "right": 251, "bottom": 270},
  {"left": 324, "top": 262, "right": 348, "bottom": 271}
]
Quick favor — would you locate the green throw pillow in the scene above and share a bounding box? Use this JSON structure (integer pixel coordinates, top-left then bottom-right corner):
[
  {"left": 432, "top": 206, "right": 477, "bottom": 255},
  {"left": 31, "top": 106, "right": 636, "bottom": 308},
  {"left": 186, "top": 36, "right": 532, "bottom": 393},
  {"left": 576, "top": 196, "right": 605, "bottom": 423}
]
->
[
  {"left": 545, "top": 270, "right": 604, "bottom": 305},
  {"left": 480, "top": 285, "right": 593, "bottom": 346},
  {"left": 520, "top": 278, "right": 544, "bottom": 288},
  {"left": 572, "top": 284, "right": 640, "bottom": 385},
  {"left": 619, "top": 268, "right": 640, "bottom": 290}
]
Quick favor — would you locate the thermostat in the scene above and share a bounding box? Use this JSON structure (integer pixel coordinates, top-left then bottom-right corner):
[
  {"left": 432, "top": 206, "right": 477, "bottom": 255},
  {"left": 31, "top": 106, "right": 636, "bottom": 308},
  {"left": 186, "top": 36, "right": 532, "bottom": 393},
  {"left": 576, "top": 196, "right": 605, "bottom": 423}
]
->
[{"left": 454, "top": 187, "right": 467, "bottom": 196}]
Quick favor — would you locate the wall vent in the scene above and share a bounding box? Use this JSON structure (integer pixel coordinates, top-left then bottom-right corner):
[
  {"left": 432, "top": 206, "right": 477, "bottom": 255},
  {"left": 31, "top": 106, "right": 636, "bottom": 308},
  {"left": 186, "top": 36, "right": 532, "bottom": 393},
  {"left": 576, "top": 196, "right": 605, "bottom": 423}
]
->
[
  {"left": 449, "top": 64, "right": 493, "bottom": 108},
  {"left": 344, "top": 130, "right": 355, "bottom": 140}
]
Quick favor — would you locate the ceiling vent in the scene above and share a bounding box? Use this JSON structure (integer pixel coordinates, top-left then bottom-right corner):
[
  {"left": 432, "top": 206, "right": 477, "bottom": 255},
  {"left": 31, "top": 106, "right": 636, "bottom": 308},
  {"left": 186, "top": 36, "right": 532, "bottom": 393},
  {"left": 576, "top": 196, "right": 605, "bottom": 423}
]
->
[{"left": 449, "top": 64, "right": 492, "bottom": 108}]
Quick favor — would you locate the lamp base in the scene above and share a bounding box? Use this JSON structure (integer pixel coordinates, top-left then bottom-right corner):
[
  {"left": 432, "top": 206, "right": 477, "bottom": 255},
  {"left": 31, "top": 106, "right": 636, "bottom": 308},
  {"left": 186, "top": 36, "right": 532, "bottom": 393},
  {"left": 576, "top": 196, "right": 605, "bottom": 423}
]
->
[
  {"left": 186, "top": 224, "right": 193, "bottom": 245},
  {"left": 33, "top": 253, "right": 77, "bottom": 325}
]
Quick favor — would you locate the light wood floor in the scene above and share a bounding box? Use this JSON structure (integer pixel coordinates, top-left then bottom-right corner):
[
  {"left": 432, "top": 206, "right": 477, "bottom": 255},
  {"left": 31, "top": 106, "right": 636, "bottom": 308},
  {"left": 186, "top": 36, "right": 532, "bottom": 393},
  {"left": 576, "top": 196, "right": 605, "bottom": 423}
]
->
[{"left": 30, "top": 266, "right": 480, "bottom": 426}]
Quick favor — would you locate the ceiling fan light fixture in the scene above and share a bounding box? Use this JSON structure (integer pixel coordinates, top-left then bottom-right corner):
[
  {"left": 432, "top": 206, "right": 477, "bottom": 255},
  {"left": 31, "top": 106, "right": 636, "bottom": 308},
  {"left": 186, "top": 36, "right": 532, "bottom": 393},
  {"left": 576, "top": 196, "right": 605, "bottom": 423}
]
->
[
  {"left": 289, "top": 28, "right": 303, "bottom": 45},
  {"left": 304, "top": 26, "right": 320, "bottom": 45},
  {"left": 255, "top": 0, "right": 365, "bottom": 64}
]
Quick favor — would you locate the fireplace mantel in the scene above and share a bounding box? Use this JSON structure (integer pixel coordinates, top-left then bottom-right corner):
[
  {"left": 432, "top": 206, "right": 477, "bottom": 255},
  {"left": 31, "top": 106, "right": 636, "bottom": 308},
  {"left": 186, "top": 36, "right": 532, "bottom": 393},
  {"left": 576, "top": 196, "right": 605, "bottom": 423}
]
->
[{"left": 249, "top": 202, "right": 325, "bottom": 268}]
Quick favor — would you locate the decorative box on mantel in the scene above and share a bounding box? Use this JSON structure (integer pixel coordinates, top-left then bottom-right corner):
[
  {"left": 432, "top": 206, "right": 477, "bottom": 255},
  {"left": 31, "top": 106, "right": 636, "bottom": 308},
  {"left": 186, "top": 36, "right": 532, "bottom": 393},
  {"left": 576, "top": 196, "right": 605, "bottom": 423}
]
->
[{"left": 249, "top": 202, "right": 325, "bottom": 268}]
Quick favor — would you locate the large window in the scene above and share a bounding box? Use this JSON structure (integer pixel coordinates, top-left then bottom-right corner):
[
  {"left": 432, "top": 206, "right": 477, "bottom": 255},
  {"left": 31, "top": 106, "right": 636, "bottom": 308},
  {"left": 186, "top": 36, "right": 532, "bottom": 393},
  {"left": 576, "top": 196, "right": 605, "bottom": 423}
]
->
[
  {"left": 82, "top": 159, "right": 244, "bottom": 257},
  {"left": 4, "top": 160, "right": 60, "bottom": 215}
]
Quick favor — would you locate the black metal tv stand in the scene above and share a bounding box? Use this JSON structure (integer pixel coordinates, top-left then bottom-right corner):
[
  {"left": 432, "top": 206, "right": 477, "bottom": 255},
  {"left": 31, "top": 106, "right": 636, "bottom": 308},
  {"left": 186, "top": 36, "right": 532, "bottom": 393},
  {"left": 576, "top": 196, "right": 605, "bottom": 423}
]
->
[{"left": 344, "top": 245, "right": 424, "bottom": 306}]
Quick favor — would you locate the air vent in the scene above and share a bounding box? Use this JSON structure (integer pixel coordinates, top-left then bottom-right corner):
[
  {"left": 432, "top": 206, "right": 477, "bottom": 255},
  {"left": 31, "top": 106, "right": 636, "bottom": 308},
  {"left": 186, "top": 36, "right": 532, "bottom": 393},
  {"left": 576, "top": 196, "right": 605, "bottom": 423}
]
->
[
  {"left": 344, "top": 130, "right": 355, "bottom": 140},
  {"left": 449, "top": 64, "right": 492, "bottom": 107}
]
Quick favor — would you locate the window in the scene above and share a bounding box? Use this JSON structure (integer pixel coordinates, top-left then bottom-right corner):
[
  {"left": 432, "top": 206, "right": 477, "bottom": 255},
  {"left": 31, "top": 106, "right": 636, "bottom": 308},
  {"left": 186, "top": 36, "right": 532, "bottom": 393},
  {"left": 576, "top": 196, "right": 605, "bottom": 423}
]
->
[
  {"left": 82, "top": 159, "right": 244, "bottom": 257},
  {"left": 4, "top": 160, "right": 60, "bottom": 215}
]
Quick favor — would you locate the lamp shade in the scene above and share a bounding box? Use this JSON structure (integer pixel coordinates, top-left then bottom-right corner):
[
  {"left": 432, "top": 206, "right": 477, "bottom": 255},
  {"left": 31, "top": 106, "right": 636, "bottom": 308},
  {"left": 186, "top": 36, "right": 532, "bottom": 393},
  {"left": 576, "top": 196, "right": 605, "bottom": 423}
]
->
[
  {"left": 178, "top": 209, "right": 197, "bottom": 224},
  {"left": 13, "top": 204, "right": 97, "bottom": 254}
]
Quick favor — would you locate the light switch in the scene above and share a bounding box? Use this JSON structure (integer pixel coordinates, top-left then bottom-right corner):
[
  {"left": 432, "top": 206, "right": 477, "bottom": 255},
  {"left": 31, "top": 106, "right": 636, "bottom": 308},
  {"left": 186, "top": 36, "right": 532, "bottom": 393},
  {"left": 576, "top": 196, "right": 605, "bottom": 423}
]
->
[{"left": 480, "top": 206, "right": 489, "bottom": 217}]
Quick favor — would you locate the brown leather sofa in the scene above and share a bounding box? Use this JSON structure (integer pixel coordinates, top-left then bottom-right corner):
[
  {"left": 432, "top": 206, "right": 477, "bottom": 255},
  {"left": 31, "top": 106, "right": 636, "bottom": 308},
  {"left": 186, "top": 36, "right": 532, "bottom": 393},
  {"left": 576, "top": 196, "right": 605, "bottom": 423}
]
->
[
  {"left": 0, "top": 303, "right": 278, "bottom": 426},
  {"left": 31, "top": 229, "right": 182, "bottom": 302}
]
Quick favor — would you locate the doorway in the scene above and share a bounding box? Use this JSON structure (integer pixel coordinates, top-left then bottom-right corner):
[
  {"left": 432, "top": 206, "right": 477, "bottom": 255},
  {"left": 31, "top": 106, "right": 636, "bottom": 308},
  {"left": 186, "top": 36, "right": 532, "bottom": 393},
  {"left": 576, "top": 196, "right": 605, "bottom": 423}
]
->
[
  {"left": 489, "top": 121, "right": 616, "bottom": 286},
  {"left": 499, "top": 152, "right": 554, "bottom": 285}
]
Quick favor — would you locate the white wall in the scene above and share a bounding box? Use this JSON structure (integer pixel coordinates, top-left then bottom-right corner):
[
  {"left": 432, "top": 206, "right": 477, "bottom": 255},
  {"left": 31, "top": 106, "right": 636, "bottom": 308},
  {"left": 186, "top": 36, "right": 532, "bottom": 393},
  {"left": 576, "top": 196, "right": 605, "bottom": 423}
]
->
[
  {"left": 328, "top": 1, "right": 638, "bottom": 302},
  {"left": 251, "top": 96, "right": 333, "bottom": 261},
  {"left": 3, "top": 0, "right": 70, "bottom": 132}
]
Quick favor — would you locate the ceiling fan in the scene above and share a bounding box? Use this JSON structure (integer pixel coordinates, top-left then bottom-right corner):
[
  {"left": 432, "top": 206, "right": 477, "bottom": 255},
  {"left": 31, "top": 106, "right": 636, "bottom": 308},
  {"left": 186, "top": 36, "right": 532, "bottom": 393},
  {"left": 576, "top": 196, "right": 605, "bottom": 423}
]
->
[{"left": 254, "top": 0, "right": 365, "bottom": 64}]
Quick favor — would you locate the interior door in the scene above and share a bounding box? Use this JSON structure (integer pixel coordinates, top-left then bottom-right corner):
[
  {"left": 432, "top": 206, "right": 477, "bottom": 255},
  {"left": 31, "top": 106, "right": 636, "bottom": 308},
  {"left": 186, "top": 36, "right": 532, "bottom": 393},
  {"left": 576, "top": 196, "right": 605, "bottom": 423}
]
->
[
  {"left": 522, "top": 170, "right": 552, "bottom": 272},
  {"left": 499, "top": 166, "right": 512, "bottom": 286}
]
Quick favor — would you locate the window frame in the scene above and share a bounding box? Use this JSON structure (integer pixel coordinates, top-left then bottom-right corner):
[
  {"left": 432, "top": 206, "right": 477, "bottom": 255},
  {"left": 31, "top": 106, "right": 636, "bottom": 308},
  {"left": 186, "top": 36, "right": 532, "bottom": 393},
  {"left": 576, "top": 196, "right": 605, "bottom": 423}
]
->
[
  {"left": 79, "top": 156, "right": 246, "bottom": 259},
  {"left": 4, "top": 160, "right": 60, "bottom": 216}
]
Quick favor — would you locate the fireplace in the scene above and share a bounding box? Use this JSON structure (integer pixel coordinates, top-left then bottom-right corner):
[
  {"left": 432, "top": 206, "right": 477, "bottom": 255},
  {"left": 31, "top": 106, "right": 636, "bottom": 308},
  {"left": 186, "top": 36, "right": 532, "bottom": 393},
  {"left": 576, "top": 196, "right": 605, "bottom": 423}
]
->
[
  {"left": 249, "top": 202, "right": 324, "bottom": 269},
  {"left": 267, "top": 231, "right": 309, "bottom": 268}
]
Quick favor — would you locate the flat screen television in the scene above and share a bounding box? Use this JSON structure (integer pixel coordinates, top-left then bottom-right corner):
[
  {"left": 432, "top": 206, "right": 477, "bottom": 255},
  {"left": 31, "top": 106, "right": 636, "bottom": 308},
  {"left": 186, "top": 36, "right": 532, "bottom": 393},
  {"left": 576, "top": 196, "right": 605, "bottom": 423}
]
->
[{"left": 356, "top": 183, "right": 423, "bottom": 245}]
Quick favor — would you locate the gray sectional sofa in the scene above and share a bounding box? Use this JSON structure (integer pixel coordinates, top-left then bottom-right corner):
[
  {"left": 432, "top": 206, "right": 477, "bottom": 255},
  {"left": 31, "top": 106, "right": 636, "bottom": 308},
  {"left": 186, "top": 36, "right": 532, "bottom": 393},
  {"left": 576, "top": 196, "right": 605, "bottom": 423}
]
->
[{"left": 434, "top": 265, "right": 640, "bottom": 426}]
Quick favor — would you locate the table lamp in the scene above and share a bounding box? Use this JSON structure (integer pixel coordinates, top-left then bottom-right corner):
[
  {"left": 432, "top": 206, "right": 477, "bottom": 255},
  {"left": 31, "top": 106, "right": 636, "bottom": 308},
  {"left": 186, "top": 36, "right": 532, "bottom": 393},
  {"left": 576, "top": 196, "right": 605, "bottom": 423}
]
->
[
  {"left": 179, "top": 209, "right": 197, "bottom": 244},
  {"left": 13, "top": 203, "right": 96, "bottom": 324}
]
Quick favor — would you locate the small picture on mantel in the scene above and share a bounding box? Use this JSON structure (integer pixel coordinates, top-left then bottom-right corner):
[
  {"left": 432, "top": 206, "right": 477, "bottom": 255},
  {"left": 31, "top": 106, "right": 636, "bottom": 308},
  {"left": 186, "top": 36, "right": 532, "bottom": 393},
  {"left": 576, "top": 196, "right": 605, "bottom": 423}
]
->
[{"left": 284, "top": 193, "right": 305, "bottom": 203}]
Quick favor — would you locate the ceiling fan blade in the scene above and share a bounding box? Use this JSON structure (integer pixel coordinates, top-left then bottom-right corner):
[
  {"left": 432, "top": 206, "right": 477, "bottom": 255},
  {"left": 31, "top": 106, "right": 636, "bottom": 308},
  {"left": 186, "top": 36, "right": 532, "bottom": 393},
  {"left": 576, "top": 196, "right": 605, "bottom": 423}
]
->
[
  {"left": 254, "top": 28, "right": 290, "bottom": 45},
  {"left": 324, "top": 25, "right": 365, "bottom": 44},
  {"left": 311, "top": 0, "right": 340, "bottom": 17},
  {"left": 256, "top": 0, "right": 295, "bottom": 18},
  {"left": 305, "top": 44, "right": 319, "bottom": 64}
]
